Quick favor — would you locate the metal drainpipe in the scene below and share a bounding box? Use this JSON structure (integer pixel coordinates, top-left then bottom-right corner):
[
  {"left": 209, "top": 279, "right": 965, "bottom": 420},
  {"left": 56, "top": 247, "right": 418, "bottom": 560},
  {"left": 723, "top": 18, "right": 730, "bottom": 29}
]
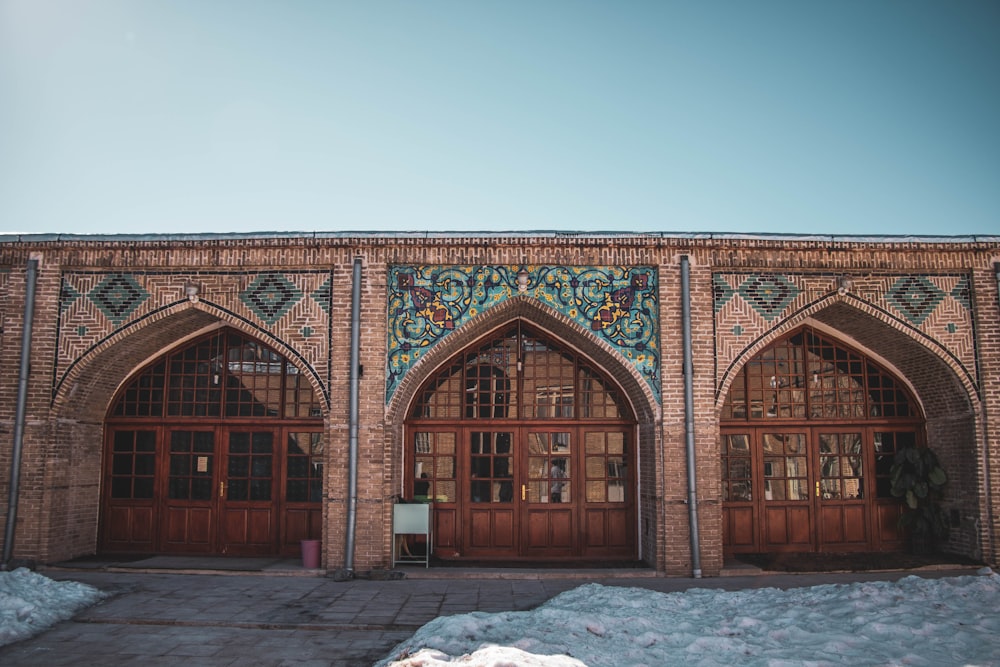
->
[
  {"left": 2, "top": 258, "right": 39, "bottom": 570},
  {"left": 343, "top": 257, "right": 362, "bottom": 573},
  {"left": 681, "top": 255, "right": 702, "bottom": 578},
  {"left": 984, "top": 262, "right": 1000, "bottom": 565}
]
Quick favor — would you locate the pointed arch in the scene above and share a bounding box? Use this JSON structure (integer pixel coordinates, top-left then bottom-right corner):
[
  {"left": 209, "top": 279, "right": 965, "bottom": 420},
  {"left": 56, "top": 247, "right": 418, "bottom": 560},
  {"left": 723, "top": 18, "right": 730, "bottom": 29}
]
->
[
  {"left": 52, "top": 299, "right": 328, "bottom": 423},
  {"left": 388, "top": 296, "right": 658, "bottom": 427},
  {"left": 716, "top": 294, "right": 976, "bottom": 418},
  {"left": 388, "top": 296, "right": 654, "bottom": 564},
  {"left": 718, "top": 300, "right": 982, "bottom": 559}
]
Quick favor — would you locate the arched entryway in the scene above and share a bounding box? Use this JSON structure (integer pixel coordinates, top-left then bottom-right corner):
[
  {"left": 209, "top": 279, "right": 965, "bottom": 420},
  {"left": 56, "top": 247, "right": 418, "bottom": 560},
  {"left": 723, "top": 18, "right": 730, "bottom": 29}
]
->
[
  {"left": 721, "top": 326, "right": 924, "bottom": 554},
  {"left": 100, "top": 327, "right": 324, "bottom": 556},
  {"left": 404, "top": 320, "right": 638, "bottom": 562}
]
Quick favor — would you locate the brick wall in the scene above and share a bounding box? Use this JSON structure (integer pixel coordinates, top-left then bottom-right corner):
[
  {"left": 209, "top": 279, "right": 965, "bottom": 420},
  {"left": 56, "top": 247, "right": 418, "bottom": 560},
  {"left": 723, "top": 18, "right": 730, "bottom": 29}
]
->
[{"left": 0, "top": 234, "right": 996, "bottom": 573}]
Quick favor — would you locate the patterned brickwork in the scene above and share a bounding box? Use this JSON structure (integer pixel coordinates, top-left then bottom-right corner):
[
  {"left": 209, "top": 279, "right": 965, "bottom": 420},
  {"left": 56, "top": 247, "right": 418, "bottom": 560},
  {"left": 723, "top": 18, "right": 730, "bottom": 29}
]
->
[
  {"left": 713, "top": 272, "right": 978, "bottom": 400},
  {"left": 54, "top": 269, "right": 333, "bottom": 405},
  {"left": 386, "top": 264, "right": 660, "bottom": 402},
  {"left": 0, "top": 235, "right": 997, "bottom": 575}
]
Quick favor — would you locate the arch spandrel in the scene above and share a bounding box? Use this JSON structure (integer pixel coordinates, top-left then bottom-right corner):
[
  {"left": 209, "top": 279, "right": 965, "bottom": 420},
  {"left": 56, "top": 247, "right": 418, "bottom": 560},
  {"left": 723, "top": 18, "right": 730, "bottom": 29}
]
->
[
  {"left": 386, "top": 264, "right": 660, "bottom": 407},
  {"left": 713, "top": 272, "right": 979, "bottom": 409},
  {"left": 51, "top": 300, "right": 328, "bottom": 422},
  {"left": 54, "top": 269, "right": 333, "bottom": 409}
]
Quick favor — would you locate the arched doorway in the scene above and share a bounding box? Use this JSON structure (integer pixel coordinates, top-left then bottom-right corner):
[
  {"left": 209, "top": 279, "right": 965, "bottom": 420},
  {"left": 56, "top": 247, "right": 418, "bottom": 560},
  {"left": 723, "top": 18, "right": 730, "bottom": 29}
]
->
[
  {"left": 405, "top": 320, "right": 638, "bottom": 562},
  {"left": 721, "top": 326, "right": 924, "bottom": 554},
  {"left": 100, "top": 327, "right": 324, "bottom": 556}
]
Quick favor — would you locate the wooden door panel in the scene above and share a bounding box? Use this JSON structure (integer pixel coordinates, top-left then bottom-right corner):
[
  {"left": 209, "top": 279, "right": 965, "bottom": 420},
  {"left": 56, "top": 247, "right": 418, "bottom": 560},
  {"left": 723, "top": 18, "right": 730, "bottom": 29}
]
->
[
  {"left": 764, "top": 506, "right": 811, "bottom": 550},
  {"left": 432, "top": 508, "right": 457, "bottom": 550},
  {"left": 820, "top": 505, "right": 867, "bottom": 549},
  {"left": 222, "top": 508, "right": 274, "bottom": 551},
  {"left": 282, "top": 507, "right": 322, "bottom": 549},
  {"left": 163, "top": 506, "right": 213, "bottom": 551},
  {"left": 526, "top": 509, "right": 573, "bottom": 550},
  {"left": 584, "top": 508, "right": 629, "bottom": 549},
  {"left": 468, "top": 507, "right": 515, "bottom": 551},
  {"left": 874, "top": 502, "right": 906, "bottom": 550},
  {"left": 104, "top": 505, "right": 155, "bottom": 550},
  {"left": 723, "top": 506, "right": 757, "bottom": 552}
]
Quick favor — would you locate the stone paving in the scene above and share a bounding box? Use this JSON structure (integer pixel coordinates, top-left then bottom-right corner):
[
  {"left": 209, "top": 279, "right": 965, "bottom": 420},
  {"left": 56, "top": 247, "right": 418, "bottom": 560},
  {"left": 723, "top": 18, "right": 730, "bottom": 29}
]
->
[{"left": 0, "top": 563, "right": 981, "bottom": 667}]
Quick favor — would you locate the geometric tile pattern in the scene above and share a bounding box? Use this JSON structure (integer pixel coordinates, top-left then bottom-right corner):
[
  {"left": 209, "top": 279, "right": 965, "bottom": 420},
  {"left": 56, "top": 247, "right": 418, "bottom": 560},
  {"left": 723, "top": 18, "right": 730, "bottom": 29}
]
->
[
  {"left": 713, "top": 272, "right": 978, "bottom": 396},
  {"left": 737, "top": 274, "right": 801, "bottom": 322},
  {"left": 885, "top": 276, "right": 946, "bottom": 326},
  {"left": 54, "top": 270, "right": 333, "bottom": 405},
  {"left": 387, "top": 265, "right": 660, "bottom": 403},
  {"left": 87, "top": 273, "right": 151, "bottom": 326},
  {"left": 712, "top": 275, "right": 736, "bottom": 313},
  {"left": 239, "top": 273, "right": 304, "bottom": 326}
]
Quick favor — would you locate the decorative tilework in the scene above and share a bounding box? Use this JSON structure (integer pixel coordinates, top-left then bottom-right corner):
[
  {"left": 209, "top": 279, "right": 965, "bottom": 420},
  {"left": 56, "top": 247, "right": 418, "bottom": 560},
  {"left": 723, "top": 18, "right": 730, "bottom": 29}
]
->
[
  {"left": 713, "top": 272, "right": 979, "bottom": 399},
  {"left": 312, "top": 278, "right": 333, "bottom": 315},
  {"left": 737, "top": 275, "right": 801, "bottom": 322},
  {"left": 60, "top": 283, "right": 82, "bottom": 313},
  {"left": 950, "top": 276, "right": 971, "bottom": 311},
  {"left": 88, "top": 274, "right": 150, "bottom": 326},
  {"left": 386, "top": 265, "right": 659, "bottom": 403},
  {"left": 55, "top": 270, "right": 333, "bottom": 406},
  {"left": 712, "top": 275, "right": 735, "bottom": 313},
  {"left": 239, "top": 273, "right": 304, "bottom": 326},
  {"left": 885, "top": 276, "right": 946, "bottom": 326}
]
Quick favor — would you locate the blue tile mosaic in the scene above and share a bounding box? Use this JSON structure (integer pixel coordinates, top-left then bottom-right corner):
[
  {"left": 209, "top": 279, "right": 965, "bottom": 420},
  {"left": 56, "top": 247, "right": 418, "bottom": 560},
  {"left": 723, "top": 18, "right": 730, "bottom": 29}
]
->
[{"left": 387, "top": 265, "right": 659, "bottom": 403}]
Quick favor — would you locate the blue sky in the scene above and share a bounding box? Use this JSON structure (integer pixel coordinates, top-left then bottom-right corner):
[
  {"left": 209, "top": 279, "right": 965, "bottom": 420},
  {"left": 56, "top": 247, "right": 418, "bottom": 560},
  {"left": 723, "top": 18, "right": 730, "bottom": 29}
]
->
[{"left": 2, "top": 1, "right": 998, "bottom": 237}]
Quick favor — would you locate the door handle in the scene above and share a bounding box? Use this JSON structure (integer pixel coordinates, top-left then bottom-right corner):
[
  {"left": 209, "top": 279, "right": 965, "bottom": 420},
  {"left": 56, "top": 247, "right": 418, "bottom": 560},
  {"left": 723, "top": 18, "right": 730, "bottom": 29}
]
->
[
  {"left": 220, "top": 481, "right": 225, "bottom": 499},
  {"left": 521, "top": 484, "right": 526, "bottom": 501},
  {"left": 815, "top": 481, "right": 820, "bottom": 498}
]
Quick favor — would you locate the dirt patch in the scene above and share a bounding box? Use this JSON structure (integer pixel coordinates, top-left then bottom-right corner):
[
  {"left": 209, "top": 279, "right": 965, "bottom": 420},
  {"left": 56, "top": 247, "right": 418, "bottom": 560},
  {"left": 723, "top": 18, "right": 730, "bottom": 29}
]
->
[{"left": 736, "top": 551, "right": 983, "bottom": 573}]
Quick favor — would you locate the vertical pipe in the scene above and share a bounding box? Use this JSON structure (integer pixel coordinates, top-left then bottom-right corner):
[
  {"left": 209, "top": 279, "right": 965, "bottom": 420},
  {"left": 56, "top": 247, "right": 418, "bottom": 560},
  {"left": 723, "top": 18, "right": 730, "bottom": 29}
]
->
[
  {"left": 2, "top": 259, "right": 39, "bottom": 570},
  {"left": 344, "top": 258, "right": 362, "bottom": 572},
  {"left": 680, "top": 255, "right": 702, "bottom": 578},
  {"left": 983, "top": 262, "right": 1000, "bottom": 565}
]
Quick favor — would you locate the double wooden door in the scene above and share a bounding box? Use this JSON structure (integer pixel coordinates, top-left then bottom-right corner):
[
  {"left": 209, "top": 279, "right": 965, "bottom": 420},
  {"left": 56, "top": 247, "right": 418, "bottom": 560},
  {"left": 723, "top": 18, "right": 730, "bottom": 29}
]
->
[
  {"left": 102, "top": 426, "right": 323, "bottom": 556},
  {"left": 419, "top": 426, "right": 634, "bottom": 560},
  {"left": 723, "top": 427, "right": 907, "bottom": 553},
  {"left": 162, "top": 428, "right": 276, "bottom": 554}
]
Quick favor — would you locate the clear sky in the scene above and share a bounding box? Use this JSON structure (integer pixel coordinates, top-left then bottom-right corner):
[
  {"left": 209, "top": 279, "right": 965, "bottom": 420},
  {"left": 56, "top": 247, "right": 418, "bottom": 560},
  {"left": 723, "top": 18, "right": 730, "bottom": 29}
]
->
[{"left": 2, "top": 1, "right": 998, "bottom": 237}]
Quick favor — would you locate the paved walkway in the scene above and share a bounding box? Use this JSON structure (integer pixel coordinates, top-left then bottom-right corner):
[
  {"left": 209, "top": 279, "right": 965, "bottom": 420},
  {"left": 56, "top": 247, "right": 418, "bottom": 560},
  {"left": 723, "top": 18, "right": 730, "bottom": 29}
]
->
[{"left": 0, "top": 559, "right": 982, "bottom": 667}]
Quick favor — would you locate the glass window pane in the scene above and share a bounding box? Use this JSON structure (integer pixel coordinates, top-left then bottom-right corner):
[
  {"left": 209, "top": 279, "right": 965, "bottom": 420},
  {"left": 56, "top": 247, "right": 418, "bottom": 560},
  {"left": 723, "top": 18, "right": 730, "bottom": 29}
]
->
[
  {"left": 586, "top": 480, "right": 605, "bottom": 502},
  {"left": 134, "top": 478, "right": 154, "bottom": 499},
  {"left": 111, "top": 478, "right": 133, "bottom": 499}
]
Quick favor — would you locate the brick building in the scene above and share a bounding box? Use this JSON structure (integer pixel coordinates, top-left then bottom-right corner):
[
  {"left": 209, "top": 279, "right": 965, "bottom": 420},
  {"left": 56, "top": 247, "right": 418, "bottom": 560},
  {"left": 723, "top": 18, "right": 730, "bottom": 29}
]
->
[{"left": 0, "top": 232, "right": 997, "bottom": 576}]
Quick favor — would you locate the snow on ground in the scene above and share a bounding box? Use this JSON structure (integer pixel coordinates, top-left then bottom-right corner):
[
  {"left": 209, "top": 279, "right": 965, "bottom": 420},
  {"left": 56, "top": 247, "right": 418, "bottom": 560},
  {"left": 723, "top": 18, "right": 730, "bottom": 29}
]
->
[
  {"left": 378, "top": 569, "right": 1000, "bottom": 667},
  {"left": 0, "top": 568, "right": 107, "bottom": 647},
  {"left": 2, "top": 567, "right": 999, "bottom": 666}
]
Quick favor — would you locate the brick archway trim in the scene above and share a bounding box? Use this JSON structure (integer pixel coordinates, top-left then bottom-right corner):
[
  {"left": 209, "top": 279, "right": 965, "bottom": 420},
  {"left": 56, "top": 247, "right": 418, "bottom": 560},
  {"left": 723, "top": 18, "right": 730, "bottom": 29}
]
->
[
  {"left": 51, "top": 299, "right": 328, "bottom": 422},
  {"left": 386, "top": 296, "right": 659, "bottom": 427},
  {"left": 715, "top": 293, "right": 978, "bottom": 413}
]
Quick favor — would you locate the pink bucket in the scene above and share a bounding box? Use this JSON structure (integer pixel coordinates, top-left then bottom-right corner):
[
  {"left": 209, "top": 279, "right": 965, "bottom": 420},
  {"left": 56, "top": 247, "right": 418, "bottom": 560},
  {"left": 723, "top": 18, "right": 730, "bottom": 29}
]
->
[{"left": 301, "top": 539, "right": 321, "bottom": 569}]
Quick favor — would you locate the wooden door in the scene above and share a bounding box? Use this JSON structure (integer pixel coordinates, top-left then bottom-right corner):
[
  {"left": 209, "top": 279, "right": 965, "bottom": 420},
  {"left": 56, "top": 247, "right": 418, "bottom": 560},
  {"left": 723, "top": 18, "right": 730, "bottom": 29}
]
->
[
  {"left": 815, "top": 430, "right": 868, "bottom": 551},
  {"left": 102, "top": 428, "right": 158, "bottom": 552},
  {"left": 721, "top": 430, "right": 756, "bottom": 552},
  {"left": 162, "top": 429, "right": 216, "bottom": 553},
  {"left": 465, "top": 430, "right": 518, "bottom": 556},
  {"left": 579, "top": 429, "right": 633, "bottom": 556},
  {"left": 522, "top": 430, "right": 575, "bottom": 557},
  {"left": 759, "top": 430, "right": 812, "bottom": 551},
  {"left": 220, "top": 429, "right": 277, "bottom": 555}
]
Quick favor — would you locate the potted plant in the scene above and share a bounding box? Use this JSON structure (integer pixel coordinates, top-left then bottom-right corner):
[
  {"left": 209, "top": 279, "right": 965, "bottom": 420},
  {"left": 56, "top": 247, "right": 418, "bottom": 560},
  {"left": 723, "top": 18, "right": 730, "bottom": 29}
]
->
[{"left": 889, "top": 444, "right": 949, "bottom": 552}]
